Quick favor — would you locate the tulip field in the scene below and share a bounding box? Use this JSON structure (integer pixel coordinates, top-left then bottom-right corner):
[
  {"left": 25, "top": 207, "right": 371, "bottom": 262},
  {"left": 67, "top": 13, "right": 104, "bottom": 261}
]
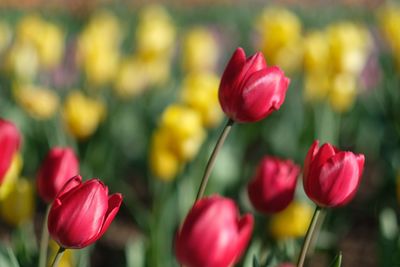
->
[{"left": 1, "top": 1, "right": 400, "bottom": 267}]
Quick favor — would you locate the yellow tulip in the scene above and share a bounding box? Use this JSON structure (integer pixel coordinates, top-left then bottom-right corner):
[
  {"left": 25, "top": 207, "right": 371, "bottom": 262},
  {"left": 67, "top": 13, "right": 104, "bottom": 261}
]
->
[
  {"left": 7, "top": 41, "right": 39, "bottom": 81},
  {"left": 327, "top": 22, "right": 371, "bottom": 76},
  {"left": 0, "top": 178, "right": 35, "bottom": 226},
  {"left": 255, "top": 7, "right": 303, "bottom": 72},
  {"left": 328, "top": 72, "right": 357, "bottom": 113},
  {"left": 136, "top": 55, "right": 171, "bottom": 87},
  {"left": 13, "top": 85, "right": 59, "bottom": 120},
  {"left": 182, "top": 27, "right": 219, "bottom": 72},
  {"left": 16, "top": 15, "right": 65, "bottom": 69},
  {"left": 77, "top": 10, "right": 121, "bottom": 86},
  {"left": 149, "top": 130, "right": 180, "bottom": 181},
  {"left": 0, "top": 21, "right": 12, "bottom": 53},
  {"left": 180, "top": 72, "right": 223, "bottom": 128},
  {"left": 48, "top": 240, "right": 74, "bottom": 267},
  {"left": 303, "top": 31, "right": 330, "bottom": 73},
  {"left": 136, "top": 5, "right": 176, "bottom": 61},
  {"left": 0, "top": 153, "right": 23, "bottom": 200},
  {"left": 270, "top": 201, "right": 312, "bottom": 240},
  {"left": 160, "top": 105, "right": 205, "bottom": 161},
  {"left": 63, "top": 91, "right": 106, "bottom": 140},
  {"left": 114, "top": 57, "right": 149, "bottom": 99},
  {"left": 303, "top": 72, "right": 331, "bottom": 103}
]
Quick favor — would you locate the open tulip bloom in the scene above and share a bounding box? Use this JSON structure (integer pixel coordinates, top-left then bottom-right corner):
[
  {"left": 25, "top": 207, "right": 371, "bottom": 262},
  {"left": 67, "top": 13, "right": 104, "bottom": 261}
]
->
[{"left": 48, "top": 176, "right": 122, "bottom": 250}]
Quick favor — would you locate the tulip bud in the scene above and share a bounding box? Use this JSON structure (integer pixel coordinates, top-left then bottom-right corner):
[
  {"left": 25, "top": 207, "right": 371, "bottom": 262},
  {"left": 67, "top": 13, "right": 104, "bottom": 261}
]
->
[
  {"left": 218, "top": 48, "right": 289, "bottom": 123},
  {"left": 37, "top": 147, "right": 79, "bottom": 203},
  {"left": 48, "top": 176, "right": 122, "bottom": 249},
  {"left": 0, "top": 119, "right": 21, "bottom": 185},
  {"left": 175, "top": 195, "right": 253, "bottom": 267},
  {"left": 247, "top": 156, "right": 300, "bottom": 214},
  {"left": 303, "top": 140, "right": 365, "bottom": 207}
]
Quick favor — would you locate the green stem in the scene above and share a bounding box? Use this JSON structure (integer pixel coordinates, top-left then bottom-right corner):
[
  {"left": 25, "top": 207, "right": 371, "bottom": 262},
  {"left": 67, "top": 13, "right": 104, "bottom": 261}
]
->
[
  {"left": 50, "top": 247, "right": 65, "bottom": 267},
  {"left": 38, "top": 205, "right": 51, "bottom": 267},
  {"left": 296, "top": 206, "right": 322, "bottom": 267},
  {"left": 195, "top": 118, "right": 234, "bottom": 202}
]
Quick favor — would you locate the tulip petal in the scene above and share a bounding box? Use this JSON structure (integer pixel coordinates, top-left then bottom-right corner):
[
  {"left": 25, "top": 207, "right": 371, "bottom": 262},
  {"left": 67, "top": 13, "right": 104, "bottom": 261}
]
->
[
  {"left": 0, "top": 120, "right": 21, "bottom": 184},
  {"left": 318, "top": 152, "right": 362, "bottom": 206},
  {"left": 237, "top": 66, "right": 288, "bottom": 122},
  {"left": 89, "top": 193, "right": 123, "bottom": 244},
  {"left": 55, "top": 175, "right": 82, "bottom": 199},
  {"left": 235, "top": 213, "right": 254, "bottom": 261},
  {"left": 303, "top": 140, "right": 320, "bottom": 181}
]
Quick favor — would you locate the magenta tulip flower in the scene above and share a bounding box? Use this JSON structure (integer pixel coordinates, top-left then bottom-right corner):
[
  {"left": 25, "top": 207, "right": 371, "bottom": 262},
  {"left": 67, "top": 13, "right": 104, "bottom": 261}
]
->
[
  {"left": 175, "top": 195, "right": 253, "bottom": 267},
  {"left": 218, "top": 47, "right": 290, "bottom": 123},
  {"left": 303, "top": 140, "right": 365, "bottom": 207},
  {"left": 48, "top": 176, "right": 122, "bottom": 249},
  {"left": 0, "top": 118, "right": 21, "bottom": 184},
  {"left": 248, "top": 156, "right": 300, "bottom": 214},
  {"left": 37, "top": 147, "right": 79, "bottom": 203}
]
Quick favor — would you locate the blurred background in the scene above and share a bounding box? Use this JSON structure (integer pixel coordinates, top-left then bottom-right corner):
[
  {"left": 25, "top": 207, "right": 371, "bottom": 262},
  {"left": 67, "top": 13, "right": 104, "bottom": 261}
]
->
[{"left": 0, "top": 0, "right": 399, "bottom": 266}]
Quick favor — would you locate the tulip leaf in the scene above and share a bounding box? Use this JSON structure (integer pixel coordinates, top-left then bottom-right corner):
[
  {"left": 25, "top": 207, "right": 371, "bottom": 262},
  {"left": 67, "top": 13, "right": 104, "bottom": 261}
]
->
[
  {"left": 126, "top": 237, "right": 145, "bottom": 267},
  {"left": 252, "top": 255, "right": 261, "bottom": 267},
  {"left": 0, "top": 245, "right": 20, "bottom": 267},
  {"left": 328, "top": 251, "right": 342, "bottom": 267}
]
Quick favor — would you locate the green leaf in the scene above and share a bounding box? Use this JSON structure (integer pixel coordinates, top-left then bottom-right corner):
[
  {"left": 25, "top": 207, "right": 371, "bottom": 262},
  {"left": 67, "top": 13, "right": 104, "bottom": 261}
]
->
[
  {"left": 252, "top": 255, "right": 260, "bottom": 267},
  {"left": 0, "top": 244, "right": 20, "bottom": 267},
  {"left": 126, "top": 237, "right": 145, "bottom": 267},
  {"left": 329, "top": 251, "right": 342, "bottom": 267}
]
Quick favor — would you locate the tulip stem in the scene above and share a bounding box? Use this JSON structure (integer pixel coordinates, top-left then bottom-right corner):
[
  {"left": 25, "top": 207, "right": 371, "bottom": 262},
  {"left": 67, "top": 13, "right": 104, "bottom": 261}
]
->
[
  {"left": 195, "top": 118, "right": 234, "bottom": 202},
  {"left": 296, "top": 206, "right": 322, "bottom": 267},
  {"left": 50, "top": 247, "right": 65, "bottom": 267},
  {"left": 38, "top": 205, "right": 51, "bottom": 267}
]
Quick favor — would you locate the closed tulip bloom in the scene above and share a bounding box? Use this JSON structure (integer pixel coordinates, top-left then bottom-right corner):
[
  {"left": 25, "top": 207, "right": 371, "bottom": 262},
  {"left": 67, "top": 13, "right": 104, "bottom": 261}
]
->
[
  {"left": 175, "top": 195, "right": 253, "bottom": 267},
  {"left": 219, "top": 48, "right": 289, "bottom": 123},
  {"left": 303, "top": 140, "right": 365, "bottom": 207},
  {"left": 0, "top": 119, "right": 21, "bottom": 185},
  {"left": 48, "top": 176, "right": 122, "bottom": 249},
  {"left": 37, "top": 147, "right": 79, "bottom": 203},
  {"left": 248, "top": 156, "right": 300, "bottom": 214}
]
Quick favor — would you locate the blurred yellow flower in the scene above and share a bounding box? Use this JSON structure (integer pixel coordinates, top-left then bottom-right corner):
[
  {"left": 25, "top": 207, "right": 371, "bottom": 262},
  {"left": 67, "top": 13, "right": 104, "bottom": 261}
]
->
[
  {"left": 0, "top": 153, "right": 22, "bottom": 200},
  {"left": 182, "top": 27, "right": 219, "bottom": 72},
  {"left": 160, "top": 105, "right": 205, "bottom": 161},
  {"left": 137, "top": 55, "right": 171, "bottom": 87},
  {"left": 16, "top": 14, "right": 65, "bottom": 69},
  {"left": 378, "top": 5, "right": 400, "bottom": 70},
  {"left": 327, "top": 22, "right": 371, "bottom": 76},
  {"left": 13, "top": 85, "right": 59, "bottom": 120},
  {"left": 255, "top": 7, "right": 303, "bottom": 72},
  {"left": 0, "top": 21, "right": 12, "bottom": 53},
  {"left": 136, "top": 5, "right": 176, "bottom": 61},
  {"left": 304, "top": 72, "right": 331, "bottom": 103},
  {"left": 114, "top": 57, "right": 148, "bottom": 99},
  {"left": 48, "top": 240, "right": 74, "bottom": 267},
  {"left": 149, "top": 130, "right": 180, "bottom": 181},
  {"left": 270, "top": 201, "right": 312, "bottom": 239},
  {"left": 328, "top": 72, "right": 357, "bottom": 113},
  {"left": 0, "top": 178, "right": 35, "bottom": 226},
  {"left": 181, "top": 72, "right": 223, "bottom": 128},
  {"left": 77, "top": 10, "right": 121, "bottom": 86},
  {"left": 63, "top": 91, "right": 106, "bottom": 140},
  {"left": 7, "top": 41, "right": 39, "bottom": 81},
  {"left": 303, "top": 31, "right": 330, "bottom": 73}
]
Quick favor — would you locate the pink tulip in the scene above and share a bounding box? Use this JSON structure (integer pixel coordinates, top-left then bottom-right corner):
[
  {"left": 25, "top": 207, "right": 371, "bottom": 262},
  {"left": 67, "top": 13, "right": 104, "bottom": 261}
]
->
[
  {"left": 0, "top": 119, "right": 21, "bottom": 184},
  {"left": 175, "top": 195, "right": 253, "bottom": 267},
  {"left": 48, "top": 176, "right": 122, "bottom": 249},
  {"left": 248, "top": 156, "right": 300, "bottom": 214},
  {"left": 37, "top": 147, "right": 79, "bottom": 203},
  {"left": 303, "top": 140, "right": 365, "bottom": 207},
  {"left": 218, "top": 47, "right": 290, "bottom": 123}
]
